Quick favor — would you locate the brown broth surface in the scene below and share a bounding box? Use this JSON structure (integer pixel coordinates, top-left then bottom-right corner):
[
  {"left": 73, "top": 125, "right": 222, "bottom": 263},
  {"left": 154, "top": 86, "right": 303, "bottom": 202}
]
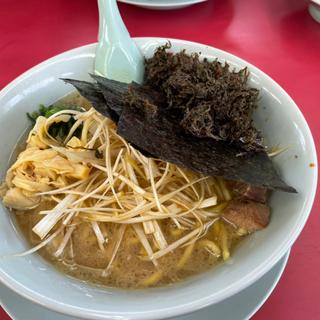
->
[{"left": 16, "top": 212, "right": 243, "bottom": 289}]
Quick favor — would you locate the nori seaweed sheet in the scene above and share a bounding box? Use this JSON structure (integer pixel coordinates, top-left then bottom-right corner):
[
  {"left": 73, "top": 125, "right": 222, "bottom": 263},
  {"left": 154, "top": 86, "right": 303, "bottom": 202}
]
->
[
  {"left": 62, "top": 78, "right": 120, "bottom": 122},
  {"left": 63, "top": 44, "right": 297, "bottom": 193},
  {"left": 118, "top": 109, "right": 293, "bottom": 191},
  {"left": 63, "top": 76, "right": 296, "bottom": 193}
]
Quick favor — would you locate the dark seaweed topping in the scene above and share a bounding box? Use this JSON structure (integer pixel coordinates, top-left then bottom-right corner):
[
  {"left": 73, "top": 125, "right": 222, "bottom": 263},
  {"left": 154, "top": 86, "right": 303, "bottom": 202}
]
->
[
  {"left": 145, "top": 44, "right": 262, "bottom": 152},
  {"left": 62, "top": 46, "right": 297, "bottom": 193},
  {"left": 119, "top": 83, "right": 295, "bottom": 192}
]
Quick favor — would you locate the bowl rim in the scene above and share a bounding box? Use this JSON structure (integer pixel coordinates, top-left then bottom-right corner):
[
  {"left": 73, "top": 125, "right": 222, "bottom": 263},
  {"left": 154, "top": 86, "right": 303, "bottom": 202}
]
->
[
  {"left": 118, "top": 0, "right": 207, "bottom": 9},
  {"left": 0, "top": 37, "right": 317, "bottom": 320}
]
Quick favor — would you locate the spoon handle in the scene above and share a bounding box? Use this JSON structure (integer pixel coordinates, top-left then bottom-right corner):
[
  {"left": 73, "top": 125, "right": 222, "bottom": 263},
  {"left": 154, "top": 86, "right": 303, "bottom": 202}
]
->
[
  {"left": 95, "top": 0, "right": 144, "bottom": 83},
  {"left": 97, "top": 0, "right": 130, "bottom": 45}
]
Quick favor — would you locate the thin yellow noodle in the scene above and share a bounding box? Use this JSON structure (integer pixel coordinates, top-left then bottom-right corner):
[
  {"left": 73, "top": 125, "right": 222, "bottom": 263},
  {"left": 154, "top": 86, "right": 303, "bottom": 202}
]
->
[
  {"left": 170, "top": 228, "right": 184, "bottom": 237},
  {"left": 141, "top": 271, "right": 163, "bottom": 287},
  {"left": 220, "top": 222, "right": 230, "bottom": 260},
  {"left": 210, "top": 178, "right": 224, "bottom": 201},
  {"left": 217, "top": 177, "right": 232, "bottom": 201},
  {"left": 177, "top": 243, "right": 194, "bottom": 269}
]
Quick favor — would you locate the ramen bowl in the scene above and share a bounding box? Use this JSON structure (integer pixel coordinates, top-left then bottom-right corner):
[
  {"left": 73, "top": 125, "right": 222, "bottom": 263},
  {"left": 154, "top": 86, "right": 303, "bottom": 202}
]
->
[{"left": 0, "top": 38, "right": 317, "bottom": 320}]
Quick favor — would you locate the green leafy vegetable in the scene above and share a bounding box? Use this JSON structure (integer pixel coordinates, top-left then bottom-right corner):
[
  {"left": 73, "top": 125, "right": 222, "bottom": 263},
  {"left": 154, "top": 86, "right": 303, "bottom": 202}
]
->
[
  {"left": 27, "top": 104, "right": 84, "bottom": 142},
  {"left": 27, "top": 104, "right": 83, "bottom": 122}
]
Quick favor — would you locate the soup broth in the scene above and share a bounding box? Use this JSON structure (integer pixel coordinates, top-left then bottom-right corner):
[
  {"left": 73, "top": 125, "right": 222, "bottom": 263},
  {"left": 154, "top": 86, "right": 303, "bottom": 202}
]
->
[{"left": 16, "top": 212, "right": 243, "bottom": 289}]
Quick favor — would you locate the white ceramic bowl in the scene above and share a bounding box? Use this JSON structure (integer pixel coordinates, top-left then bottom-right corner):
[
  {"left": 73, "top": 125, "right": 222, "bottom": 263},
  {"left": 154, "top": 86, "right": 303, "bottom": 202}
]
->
[{"left": 0, "top": 38, "right": 317, "bottom": 320}]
